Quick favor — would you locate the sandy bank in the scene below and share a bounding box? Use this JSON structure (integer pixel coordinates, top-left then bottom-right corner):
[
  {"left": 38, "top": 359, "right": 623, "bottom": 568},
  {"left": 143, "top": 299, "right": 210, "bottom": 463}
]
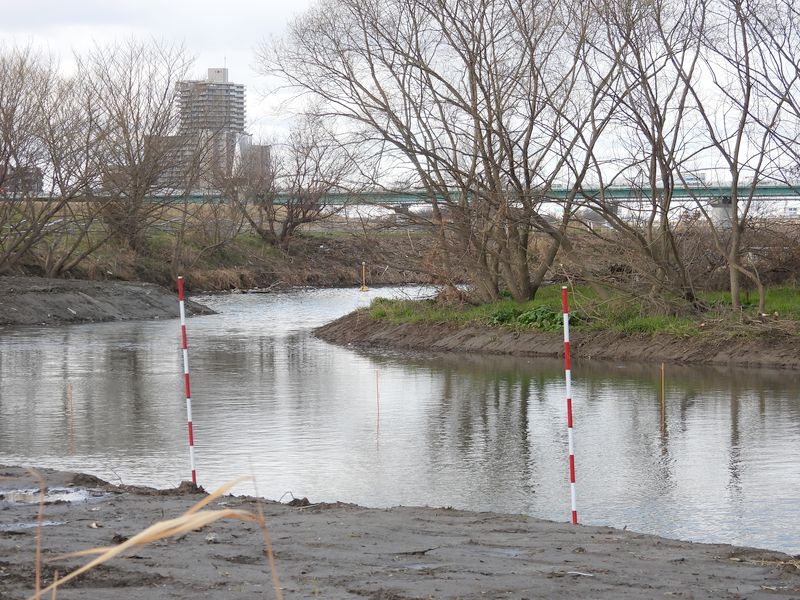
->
[
  {"left": 0, "top": 277, "right": 213, "bottom": 327},
  {"left": 315, "top": 310, "right": 800, "bottom": 369},
  {"left": 1, "top": 466, "right": 798, "bottom": 599}
]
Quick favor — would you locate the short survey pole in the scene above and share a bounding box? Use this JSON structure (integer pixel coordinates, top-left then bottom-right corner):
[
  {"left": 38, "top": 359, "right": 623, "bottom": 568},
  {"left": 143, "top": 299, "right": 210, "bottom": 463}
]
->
[
  {"left": 661, "top": 362, "right": 666, "bottom": 428},
  {"left": 360, "top": 261, "right": 369, "bottom": 292},
  {"left": 177, "top": 276, "right": 197, "bottom": 485},
  {"left": 561, "top": 285, "right": 578, "bottom": 525}
]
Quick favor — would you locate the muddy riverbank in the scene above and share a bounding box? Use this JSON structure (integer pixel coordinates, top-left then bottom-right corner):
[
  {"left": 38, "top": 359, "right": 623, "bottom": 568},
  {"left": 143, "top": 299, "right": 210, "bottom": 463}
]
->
[
  {"left": 315, "top": 310, "right": 800, "bottom": 369},
  {"left": 1, "top": 465, "right": 798, "bottom": 599},
  {"left": 0, "top": 277, "right": 212, "bottom": 327}
]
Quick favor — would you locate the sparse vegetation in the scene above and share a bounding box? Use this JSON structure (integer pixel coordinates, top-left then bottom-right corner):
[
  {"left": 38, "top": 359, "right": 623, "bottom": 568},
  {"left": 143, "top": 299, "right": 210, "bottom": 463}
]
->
[{"left": 367, "top": 285, "right": 800, "bottom": 338}]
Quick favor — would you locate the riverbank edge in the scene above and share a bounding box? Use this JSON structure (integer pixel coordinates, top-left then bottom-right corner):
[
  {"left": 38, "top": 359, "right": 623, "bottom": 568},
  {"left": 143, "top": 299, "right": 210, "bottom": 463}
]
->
[
  {"left": 315, "top": 309, "right": 800, "bottom": 369},
  {"left": 0, "top": 276, "right": 213, "bottom": 326},
  {"left": 1, "top": 465, "right": 798, "bottom": 599}
]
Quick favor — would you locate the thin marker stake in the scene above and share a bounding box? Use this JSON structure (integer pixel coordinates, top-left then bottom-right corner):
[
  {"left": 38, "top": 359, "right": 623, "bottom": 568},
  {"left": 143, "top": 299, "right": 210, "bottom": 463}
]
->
[
  {"left": 376, "top": 370, "right": 381, "bottom": 446},
  {"left": 661, "top": 362, "right": 666, "bottom": 429},
  {"left": 177, "top": 276, "right": 197, "bottom": 485},
  {"left": 561, "top": 286, "right": 578, "bottom": 524},
  {"left": 360, "top": 261, "right": 369, "bottom": 292}
]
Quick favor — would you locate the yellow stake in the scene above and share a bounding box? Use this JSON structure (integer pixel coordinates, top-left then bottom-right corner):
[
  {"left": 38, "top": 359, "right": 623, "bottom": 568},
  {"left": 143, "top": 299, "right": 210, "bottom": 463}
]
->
[
  {"left": 360, "top": 261, "right": 369, "bottom": 292},
  {"left": 660, "top": 362, "right": 666, "bottom": 428}
]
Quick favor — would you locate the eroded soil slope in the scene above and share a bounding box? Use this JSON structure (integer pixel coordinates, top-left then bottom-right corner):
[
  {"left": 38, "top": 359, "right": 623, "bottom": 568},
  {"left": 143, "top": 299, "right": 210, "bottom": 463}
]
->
[
  {"left": 316, "top": 310, "right": 800, "bottom": 369},
  {"left": 0, "top": 277, "right": 212, "bottom": 326}
]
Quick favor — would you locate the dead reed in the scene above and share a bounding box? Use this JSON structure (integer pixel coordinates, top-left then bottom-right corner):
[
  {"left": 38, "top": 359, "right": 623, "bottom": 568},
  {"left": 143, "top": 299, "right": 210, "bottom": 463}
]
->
[{"left": 28, "top": 476, "right": 283, "bottom": 600}]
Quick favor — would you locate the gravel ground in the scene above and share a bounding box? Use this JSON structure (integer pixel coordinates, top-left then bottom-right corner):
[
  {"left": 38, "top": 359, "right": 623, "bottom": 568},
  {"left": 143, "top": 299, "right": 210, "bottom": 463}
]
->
[{"left": 1, "top": 466, "right": 798, "bottom": 599}]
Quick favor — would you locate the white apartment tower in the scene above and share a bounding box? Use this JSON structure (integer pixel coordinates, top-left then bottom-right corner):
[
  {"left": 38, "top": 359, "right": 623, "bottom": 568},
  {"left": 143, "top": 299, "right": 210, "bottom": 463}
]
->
[{"left": 178, "top": 68, "right": 246, "bottom": 177}]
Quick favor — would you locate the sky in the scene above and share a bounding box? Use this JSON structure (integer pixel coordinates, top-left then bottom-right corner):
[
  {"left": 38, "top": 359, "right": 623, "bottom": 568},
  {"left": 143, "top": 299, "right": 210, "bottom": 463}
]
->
[
  {"left": 1, "top": 0, "right": 314, "bottom": 137},
  {"left": 3, "top": 1, "right": 788, "bottom": 186}
]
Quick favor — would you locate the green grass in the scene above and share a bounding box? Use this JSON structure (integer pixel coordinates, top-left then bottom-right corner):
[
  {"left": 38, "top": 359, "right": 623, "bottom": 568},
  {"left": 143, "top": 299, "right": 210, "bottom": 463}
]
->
[
  {"left": 367, "top": 285, "right": 800, "bottom": 337},
  {"left": 368, "top": 297, "right": 501, "bottom": 324},
  {"left": 603, "top": 314, "right": 698, "bottom": 335},
  {"left": 368, "top": 294, "right": 569, "bottom": 329},
  {"left": 700, "top": 287, "right": 800, "bottom": 319}
]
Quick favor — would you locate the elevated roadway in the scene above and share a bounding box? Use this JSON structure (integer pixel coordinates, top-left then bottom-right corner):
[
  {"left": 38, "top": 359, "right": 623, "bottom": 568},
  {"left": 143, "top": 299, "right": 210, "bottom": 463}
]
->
[{"left": 24, "top": 184, "right": 800, "bottom": 205}]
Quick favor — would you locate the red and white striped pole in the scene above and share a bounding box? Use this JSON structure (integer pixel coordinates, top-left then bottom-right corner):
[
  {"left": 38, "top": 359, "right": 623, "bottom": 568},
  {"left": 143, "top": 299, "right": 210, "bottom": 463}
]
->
[
  {"left": 177, "top": 276, "right": 197, "bottom": 485},
  {"left": 562, "top": 285, "right": 578, "bottom": 524}
]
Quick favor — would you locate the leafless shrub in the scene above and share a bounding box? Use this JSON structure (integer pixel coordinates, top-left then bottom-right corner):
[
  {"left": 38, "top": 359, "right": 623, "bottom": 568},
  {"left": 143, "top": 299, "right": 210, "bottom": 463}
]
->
[
  {"left": 78, "top": 39, "right": 199, "bottom": 253},
  {"left": 222, "top": 115, "right": 357, "bottom": 249}
]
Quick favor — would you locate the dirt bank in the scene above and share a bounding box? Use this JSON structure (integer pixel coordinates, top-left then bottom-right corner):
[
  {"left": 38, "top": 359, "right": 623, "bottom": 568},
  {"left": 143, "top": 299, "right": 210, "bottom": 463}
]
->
[
  {"left": 315, "top": 310, "right": 800, "bottom": 369},
  {"left": 59, "top": 233, "right": 440, "bottom": 292},
  {"left": 1, "top": 466, "right": 797, "bottom": 599},
  {"left": 0, "top": 277, "right": 213, "bottom": 327}
]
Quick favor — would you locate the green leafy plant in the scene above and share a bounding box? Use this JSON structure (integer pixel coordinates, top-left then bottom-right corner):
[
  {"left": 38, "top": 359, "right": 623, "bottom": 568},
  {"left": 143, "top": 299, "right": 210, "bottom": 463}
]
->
[
  {"left": 487, "top": 305, "right": 522, "bottom": 325},
  {"left": 517, "top": 305, "right": 561, "bottom": 331}
]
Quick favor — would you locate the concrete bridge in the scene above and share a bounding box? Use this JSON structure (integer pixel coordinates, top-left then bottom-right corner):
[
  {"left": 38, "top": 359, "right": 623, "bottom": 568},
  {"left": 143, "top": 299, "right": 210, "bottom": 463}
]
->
[
  {"left": 266, "top": 184, "right": 800, "bottom": 205},
  {"left": 93, "top": 183, "right": 800, "bottom": 205}
]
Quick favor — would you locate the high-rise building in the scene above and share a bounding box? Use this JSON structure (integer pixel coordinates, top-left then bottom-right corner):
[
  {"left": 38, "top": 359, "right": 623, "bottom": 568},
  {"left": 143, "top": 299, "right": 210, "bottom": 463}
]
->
[
  {"left": 239, "top": 134, "right": 272, "bottom": 179},
  {"left": 178, "top": 68, "right": 245, "bottom": 134},
  {"left": 177, "top": 68, "right": 246, "bottom": 178}
]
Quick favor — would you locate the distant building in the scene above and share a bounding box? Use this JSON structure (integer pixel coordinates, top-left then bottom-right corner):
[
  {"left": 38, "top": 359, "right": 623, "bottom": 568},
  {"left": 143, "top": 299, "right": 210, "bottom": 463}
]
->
[
  {"left": 148, "top": 134, "right": 207, "bottom": 192},
  {"left": 239, "top": 134, "right": 272, "bottom": 179},
  {"left": 0, "top": 165, "right": 44, "bottom": 195},
  {"left": 177, "top": 68, "right": 246, "bottom": 178}
]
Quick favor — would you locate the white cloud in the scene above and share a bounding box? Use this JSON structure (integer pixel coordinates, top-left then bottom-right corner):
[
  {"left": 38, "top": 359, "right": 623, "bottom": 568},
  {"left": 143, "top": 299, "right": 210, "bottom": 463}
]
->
[{"left": 0, "top": 0, "right": 315, "bottom": 137}]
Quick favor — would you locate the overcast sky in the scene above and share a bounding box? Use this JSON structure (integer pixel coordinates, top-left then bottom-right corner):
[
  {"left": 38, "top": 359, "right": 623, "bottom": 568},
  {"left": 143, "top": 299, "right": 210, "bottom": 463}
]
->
[{"left": 2, "top": 0, "right": 314, "bottom": 136}]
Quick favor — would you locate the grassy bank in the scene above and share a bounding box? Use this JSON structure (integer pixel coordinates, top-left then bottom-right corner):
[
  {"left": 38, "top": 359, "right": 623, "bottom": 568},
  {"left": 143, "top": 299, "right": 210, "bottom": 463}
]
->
[
  {"left": 367, "top": 285, "right": 800, "bottom": 338},
  {"left": 17, "top": 228, "right": 435, "bottom": 291}
]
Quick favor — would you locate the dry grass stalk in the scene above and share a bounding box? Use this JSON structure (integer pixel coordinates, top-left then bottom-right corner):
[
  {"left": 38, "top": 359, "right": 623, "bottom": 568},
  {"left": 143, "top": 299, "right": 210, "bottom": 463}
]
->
[
  {"left": 28, "top": 476, "right": 282, "bottom": 600},
  {"left": 254, "top": 498, "right": 284, "bottom": 600},
  {"left": 27, "top": 468, "right": 46, "bottom": 598},
  {"left": 251, "top": 478, "right": 284, "bottom": 600},
  {"left": 752, "top": 559, "right": 800, "bottom": 571}
]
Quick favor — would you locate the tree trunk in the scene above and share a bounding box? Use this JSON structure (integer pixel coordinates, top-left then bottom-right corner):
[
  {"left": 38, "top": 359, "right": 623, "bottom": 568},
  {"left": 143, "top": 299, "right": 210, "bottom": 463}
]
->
[{"left": 729, "top": 252, "right": 741, "bottom": 311}]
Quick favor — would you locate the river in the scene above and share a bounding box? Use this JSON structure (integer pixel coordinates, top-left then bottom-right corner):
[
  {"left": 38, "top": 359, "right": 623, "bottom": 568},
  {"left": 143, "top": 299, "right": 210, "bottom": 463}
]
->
[{"left": 0, "top": 286, "right": 798, "bottom": 554}]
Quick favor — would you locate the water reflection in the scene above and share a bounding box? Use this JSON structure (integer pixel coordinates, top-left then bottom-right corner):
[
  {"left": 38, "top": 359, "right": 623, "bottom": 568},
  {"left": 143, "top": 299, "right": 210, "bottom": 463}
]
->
[{"left": 0, "top": 288, "right": 798, "bottom": 555}]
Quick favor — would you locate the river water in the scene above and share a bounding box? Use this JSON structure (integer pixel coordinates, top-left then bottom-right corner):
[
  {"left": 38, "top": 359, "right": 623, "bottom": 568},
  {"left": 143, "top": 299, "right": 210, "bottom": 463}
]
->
[{"left": 1, "top": 286, "right": 798, "bottom": 554}]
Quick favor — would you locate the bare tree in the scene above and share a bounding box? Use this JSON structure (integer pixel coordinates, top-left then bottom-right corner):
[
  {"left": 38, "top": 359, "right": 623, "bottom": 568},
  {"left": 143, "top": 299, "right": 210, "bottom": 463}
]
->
[
  {"left": 0, "top": 47, "right": 53, "bottom": 273},
  {"left": 744, "top": 0, "right": 800, "bottom": 193},
  {"left": 0, "top": 46, "right": 104, "bottom": 276},
  {"left": 263, "top": 0, "right": 623, "bottom": 302},
  {"left": 570, "top": 0, "right": 800, "bottom": 315},
  {"left": 78, "top": 39, "right": 197, "bottom": 253},
  {"left": 672, "top": 0, "right": 792, "bottom": 312},
  {"left": 35, "top": 73, "right": 111, "bottom": 277},
  {"left": 167, "top": 193, "right": 247, "bottom": 281},
  {"left": 577, "top": 0, "right": 711, "bottom": 309},
  {"left": 223, "top": 116, "right": 355, "bottom": 249}
]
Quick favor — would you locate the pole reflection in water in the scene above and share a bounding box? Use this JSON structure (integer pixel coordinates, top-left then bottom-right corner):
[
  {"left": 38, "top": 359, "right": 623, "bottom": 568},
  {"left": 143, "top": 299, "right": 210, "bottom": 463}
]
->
[{"left": 0, "top": 287, "right": 798, "bottom": 554}]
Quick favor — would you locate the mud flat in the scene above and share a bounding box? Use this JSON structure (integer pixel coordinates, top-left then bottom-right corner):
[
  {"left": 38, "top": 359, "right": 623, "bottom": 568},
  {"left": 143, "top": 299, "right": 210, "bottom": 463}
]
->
[
  {"left": 0, "top": 465, "right": 798, "bottom": 599},
  {"left": 0, "top": 277, "right": 212, "bottom": 327},
  {"left": 315, "top": 310, "right": 800, "bottom": 369}
]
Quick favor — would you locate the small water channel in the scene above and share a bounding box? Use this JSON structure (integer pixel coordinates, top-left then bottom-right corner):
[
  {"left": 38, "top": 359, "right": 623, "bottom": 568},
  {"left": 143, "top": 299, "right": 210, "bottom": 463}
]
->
[{"left": 0, "top": 286, "right": 798, "bottom": 554}]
